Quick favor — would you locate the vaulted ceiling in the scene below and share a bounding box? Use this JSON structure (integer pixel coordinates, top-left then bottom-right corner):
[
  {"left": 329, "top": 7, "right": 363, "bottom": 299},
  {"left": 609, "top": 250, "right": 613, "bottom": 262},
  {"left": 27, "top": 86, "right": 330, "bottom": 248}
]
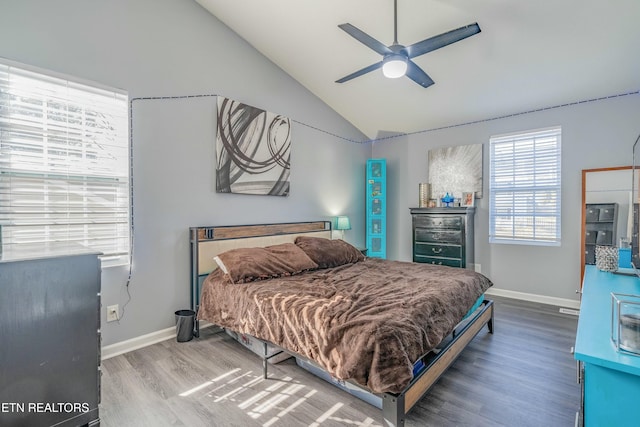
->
[{"left": 196, "top": 0, "right": 640, "bottom": 139}]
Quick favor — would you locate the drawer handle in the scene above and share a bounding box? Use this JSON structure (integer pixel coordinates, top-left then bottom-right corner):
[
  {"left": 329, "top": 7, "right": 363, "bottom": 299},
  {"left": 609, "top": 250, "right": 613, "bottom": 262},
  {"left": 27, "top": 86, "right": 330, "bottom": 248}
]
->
[
  {"left": 431, "top": 261, "right": 443, "bottom": 265},
  {"left": 431, "top": 247, "right": 443, "bottom": 254}
]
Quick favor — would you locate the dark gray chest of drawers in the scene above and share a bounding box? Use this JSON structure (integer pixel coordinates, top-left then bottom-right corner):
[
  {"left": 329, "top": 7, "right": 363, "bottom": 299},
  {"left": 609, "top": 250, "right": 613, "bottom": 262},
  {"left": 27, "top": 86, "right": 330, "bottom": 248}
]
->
[
  {"left": 410, "top": 207, "right": 475, "bottom": 268},
  {"left": 0, "top": 247, "right": 101, "bottom": 427}
]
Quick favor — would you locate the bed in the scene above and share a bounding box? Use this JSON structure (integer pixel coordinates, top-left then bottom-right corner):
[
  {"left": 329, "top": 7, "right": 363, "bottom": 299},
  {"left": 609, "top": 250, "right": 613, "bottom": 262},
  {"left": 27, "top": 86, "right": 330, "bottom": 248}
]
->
[{"left": 189, "top": 221, "right": 494, "bottom": 426}]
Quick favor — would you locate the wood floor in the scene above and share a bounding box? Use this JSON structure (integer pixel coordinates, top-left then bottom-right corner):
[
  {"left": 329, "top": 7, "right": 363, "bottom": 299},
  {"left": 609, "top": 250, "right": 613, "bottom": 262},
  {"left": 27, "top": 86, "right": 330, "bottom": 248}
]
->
[{"left": 99, "top": 296, "right": 580, "bottom": 427}]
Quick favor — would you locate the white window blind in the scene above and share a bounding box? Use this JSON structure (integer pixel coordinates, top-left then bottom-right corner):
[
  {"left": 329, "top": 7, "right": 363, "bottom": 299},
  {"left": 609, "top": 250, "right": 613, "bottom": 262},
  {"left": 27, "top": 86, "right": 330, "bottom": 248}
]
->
[
  {"left": 489, "top": 127, "right": 561, "bottom": 246},
  {"left": 0, "top": 60, "right": 130, "bottom": 265}
]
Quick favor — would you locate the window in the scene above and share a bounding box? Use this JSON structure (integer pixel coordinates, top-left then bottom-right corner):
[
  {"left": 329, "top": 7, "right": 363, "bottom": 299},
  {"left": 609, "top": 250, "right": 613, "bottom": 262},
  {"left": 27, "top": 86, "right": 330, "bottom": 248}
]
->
[
  {"left": 0, "top": 59, "right": 129, "bottom": 266},
  {"left": 489, "top": 126, "right": 561, "bottom": 246}
]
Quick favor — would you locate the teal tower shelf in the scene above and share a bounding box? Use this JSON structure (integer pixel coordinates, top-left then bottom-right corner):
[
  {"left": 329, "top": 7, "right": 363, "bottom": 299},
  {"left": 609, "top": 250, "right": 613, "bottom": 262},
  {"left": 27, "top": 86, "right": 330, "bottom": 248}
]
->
[{"left": 366, "top": 158, "right": 386, "bottom": 258}]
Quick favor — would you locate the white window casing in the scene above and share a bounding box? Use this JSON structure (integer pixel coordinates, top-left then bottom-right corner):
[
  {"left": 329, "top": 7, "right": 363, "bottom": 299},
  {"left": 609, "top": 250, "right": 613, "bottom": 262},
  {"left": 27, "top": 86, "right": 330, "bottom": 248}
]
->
[
  {"left": 0, "top": 59, "right": 130, "bottom": 266},
  {"left": 489, "top": 126, "right": 561, "bottom": 246}
]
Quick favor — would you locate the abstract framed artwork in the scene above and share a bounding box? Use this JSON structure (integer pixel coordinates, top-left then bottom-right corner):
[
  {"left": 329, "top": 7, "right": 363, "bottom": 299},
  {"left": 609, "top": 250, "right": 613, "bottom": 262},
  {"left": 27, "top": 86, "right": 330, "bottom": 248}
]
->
[
  {"left": 428, "top": 143, "right": 483, "bottom": 200},
  {"left": 216, "top": 96, "right": 291, "bottom": 196}
]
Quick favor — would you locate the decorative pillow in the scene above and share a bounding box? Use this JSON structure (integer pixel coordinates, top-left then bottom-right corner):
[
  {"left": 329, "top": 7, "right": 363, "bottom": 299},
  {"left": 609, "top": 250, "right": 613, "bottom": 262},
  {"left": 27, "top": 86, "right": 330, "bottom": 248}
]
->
[
  {"left": 213, "top": 243, "right": 318, "bottom": 284},
  {"left": 294, "top": 236, "right": 364, "bottom": 269}
]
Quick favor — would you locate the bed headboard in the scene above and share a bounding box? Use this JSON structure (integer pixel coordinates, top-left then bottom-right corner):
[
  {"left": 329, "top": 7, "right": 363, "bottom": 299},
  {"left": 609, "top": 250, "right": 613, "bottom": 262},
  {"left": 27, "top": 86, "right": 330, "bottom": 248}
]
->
[{"left": 189, "top": 221, "right": 332, "bottom": 311}]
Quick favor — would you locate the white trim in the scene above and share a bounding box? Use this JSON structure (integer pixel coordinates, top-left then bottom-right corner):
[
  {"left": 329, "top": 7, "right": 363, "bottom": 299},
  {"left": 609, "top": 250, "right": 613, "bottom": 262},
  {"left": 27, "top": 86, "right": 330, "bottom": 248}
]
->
[
  {"left": 485, "top": 287, "right": 581, "bottom": 310},
  {"left": 101, "top": 323, "right": 213, "bottom": 360},
  {"left": 489, "top": 126, "right": 562, "bottom": 245},
  {"left": 490, "top": 125, "right": 562, "bottom": 141},
  {"left": 101, "top": 326, "right": 174, "bottom": 360},
  {"left": 559, "top": 308, "right": 580, "bottom": 316}
]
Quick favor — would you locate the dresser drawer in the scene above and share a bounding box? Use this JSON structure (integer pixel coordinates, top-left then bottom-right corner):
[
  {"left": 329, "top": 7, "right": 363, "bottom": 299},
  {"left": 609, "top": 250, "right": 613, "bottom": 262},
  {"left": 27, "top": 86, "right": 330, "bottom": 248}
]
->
[
  {"left": 598, "top": 207, "right": 615, "bottom": 222},
  {"left": 414, "top": 255, "right": 463, "bottom": 267},
  {"left": 413, "top": 215, "right": 462, "bottom": 230},
  {"left": 585, "top": 246, "right": 595, "bottom": 264},
  {"left": 596, "top": 231, "right": 613, "bottom": 245},
  {"left": 585, "top": 208, "right": 599, "bottom": 223},
  {"left": 414, "top": 242, "right": 462, "bottom": 258},
  {"left": 415, "top": 229, "right": 462, "bottom": 244},
  {"left": 410, "top": 208, "right": 474, "bottom": 269}
]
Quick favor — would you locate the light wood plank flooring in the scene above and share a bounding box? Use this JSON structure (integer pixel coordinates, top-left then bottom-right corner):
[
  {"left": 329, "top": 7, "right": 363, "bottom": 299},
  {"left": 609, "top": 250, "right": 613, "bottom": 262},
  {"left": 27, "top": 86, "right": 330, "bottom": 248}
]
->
[{"left": 99, "top": 296, "right": 580, "bottom": 426}]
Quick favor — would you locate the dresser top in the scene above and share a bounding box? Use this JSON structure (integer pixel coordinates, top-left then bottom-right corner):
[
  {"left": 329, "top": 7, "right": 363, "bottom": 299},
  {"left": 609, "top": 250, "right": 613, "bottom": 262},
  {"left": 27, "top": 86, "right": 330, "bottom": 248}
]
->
[
  {"left": 410, "top": 207, "right": 475, "bottom": 215},
  {"left": 575, "top": 265, "right": 640, "bottom": 376}
]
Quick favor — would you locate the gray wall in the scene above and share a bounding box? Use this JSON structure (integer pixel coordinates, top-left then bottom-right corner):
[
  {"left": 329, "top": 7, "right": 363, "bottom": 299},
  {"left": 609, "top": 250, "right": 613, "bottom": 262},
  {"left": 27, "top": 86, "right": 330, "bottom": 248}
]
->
[
  {"left": 2, "top": 0, "right": 639, "bottom": 346},
  {"left": 0, "top": 0, "right": 369, "bottom": 346},
  {"left": 374, "top": 94, "right": 640, "bottom": 302}
]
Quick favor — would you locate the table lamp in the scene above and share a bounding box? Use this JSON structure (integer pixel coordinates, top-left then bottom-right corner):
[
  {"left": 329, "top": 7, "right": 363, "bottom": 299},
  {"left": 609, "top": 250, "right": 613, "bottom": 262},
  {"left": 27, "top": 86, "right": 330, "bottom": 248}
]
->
[{"left": 334, "top": 216, "right": 351, "bottom": 240}]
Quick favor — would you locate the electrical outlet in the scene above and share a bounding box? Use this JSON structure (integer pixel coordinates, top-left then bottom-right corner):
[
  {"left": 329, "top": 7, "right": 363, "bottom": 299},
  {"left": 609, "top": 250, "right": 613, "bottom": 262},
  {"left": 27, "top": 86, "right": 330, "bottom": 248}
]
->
[
  {"left": 474, "top": 263, "right": 482, "bottom": 274},
  {"left": 106, "top": 305, "right": 119, "bottom": 322}
]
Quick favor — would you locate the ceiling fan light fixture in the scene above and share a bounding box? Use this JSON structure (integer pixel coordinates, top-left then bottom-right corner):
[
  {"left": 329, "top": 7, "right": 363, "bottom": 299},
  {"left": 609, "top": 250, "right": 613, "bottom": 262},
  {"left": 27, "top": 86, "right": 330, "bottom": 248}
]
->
[
  {"left": 382, "top": 55, "right": 407, "bottom": 78},
  {"left": 335, "top": 0, "right": 479, "bottom": 87}
]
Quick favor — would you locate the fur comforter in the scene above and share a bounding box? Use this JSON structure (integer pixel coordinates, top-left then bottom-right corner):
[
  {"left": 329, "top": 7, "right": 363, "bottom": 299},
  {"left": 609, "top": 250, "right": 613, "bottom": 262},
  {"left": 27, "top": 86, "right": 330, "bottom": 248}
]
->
[{"left": 198, "top": 257, "right": 492, "bottom": 393}]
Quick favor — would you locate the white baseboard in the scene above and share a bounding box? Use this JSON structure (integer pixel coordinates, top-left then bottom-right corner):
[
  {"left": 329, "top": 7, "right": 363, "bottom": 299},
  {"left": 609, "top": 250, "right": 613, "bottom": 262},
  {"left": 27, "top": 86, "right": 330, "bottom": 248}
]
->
[
  {"left": 101, "top": 322, "right": 213, "bottom": 360},
  {"left": 101, "top": 326, "right": 175, "bottom": 360},
  {"left": 485, "top": 287, "right": 581, "bottom": 310}
]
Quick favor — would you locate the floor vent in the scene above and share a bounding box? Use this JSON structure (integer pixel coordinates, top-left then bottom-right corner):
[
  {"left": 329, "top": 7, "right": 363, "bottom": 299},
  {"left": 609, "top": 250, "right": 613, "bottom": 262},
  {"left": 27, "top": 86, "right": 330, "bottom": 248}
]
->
[{"left": 559, "top": 308, "right": 580, "bottom": 316}]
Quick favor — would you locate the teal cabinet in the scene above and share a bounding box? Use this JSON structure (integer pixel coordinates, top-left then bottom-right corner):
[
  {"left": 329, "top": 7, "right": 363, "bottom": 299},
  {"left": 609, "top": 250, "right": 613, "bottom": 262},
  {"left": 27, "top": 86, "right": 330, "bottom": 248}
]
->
[
  {"left": 366, "top": 159, "right": 386, "bottom": 258},
  {"left": 575, "top": 266, "right": 640, "bottom": 426}
]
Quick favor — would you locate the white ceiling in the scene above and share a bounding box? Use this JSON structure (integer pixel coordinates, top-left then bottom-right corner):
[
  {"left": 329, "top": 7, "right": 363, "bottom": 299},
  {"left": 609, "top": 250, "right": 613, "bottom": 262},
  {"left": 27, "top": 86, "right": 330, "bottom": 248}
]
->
[{"left": 196, "top": 0, "right": 640, "bottom": 140}]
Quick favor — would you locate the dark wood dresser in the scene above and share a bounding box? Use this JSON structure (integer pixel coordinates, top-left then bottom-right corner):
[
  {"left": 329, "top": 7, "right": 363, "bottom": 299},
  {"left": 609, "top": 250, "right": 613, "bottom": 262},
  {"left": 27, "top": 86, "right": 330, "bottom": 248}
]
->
[
  {"left": 0, "top": 244, "right": 101, "bottom": 427},
  {"left": 410, "top": 207, "right": 475, "bottom": 268},
  {"left": 584, "top": 202, "right": 618, "bottom": 265}
]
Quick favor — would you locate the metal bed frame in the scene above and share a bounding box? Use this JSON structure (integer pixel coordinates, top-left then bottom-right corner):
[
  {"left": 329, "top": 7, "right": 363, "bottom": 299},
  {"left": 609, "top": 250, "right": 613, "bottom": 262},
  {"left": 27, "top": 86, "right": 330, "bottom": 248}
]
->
[{"left": 189, "top": 221, "right": 494, "bottom": 427}]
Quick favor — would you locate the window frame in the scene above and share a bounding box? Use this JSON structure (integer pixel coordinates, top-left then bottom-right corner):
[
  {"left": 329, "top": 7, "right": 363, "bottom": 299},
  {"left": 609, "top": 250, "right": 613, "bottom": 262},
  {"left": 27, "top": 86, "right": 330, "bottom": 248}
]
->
[
  {"left": 489, "top": 126, "right": 562, "bottom": 246},
  {"left": 0, "top": 58, "right": 130, "bottom": 266}
]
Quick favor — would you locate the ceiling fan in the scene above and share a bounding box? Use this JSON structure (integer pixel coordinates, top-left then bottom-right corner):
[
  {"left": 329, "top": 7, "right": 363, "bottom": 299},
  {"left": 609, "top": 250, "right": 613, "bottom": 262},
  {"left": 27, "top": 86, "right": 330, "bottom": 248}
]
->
[{"left": 335, "top": 0, "right": 481, "bottom": 88}]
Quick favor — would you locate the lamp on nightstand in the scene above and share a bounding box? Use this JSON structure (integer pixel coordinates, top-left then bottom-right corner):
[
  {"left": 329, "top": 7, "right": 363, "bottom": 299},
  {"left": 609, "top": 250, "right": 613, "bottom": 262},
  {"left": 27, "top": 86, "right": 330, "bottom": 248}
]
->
[{"left": 334, "top": 216, "right": 351, "bottom": 240}]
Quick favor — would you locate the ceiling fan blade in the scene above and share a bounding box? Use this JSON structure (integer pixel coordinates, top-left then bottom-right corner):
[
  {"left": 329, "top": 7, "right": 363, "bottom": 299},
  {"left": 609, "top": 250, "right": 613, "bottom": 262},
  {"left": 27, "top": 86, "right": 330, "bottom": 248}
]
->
[
  {"left": 406, "top": 23, "right": 481, "bottom": 59},
  {"left": 338, "top": 23, "right": 393, "bottom": 56},
  {"left": 336, "top": 61, "right": 384, "bottom": 84},
  {"left": 405, "top": 60, "right": 435, "bottom": 88},
  {"left": 335, "top": 61, "right": 384, "bottom": 83}
]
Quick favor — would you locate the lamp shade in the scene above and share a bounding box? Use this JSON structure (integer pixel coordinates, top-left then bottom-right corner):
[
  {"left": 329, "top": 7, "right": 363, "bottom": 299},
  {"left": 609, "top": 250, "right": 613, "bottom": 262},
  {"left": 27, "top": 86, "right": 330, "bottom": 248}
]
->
[
  {"left": 382, "top": 55, "right": 408, "bottom": 79},
  {"left": 335, "top": 216, "right": 351, "bottom": 231}
]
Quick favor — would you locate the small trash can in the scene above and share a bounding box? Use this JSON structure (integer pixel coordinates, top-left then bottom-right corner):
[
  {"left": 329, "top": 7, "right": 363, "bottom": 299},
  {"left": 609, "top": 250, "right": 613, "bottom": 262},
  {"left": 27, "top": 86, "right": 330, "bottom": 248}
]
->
[{"left": 175, "top": 309, "right": 196, "bottom": 342}]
